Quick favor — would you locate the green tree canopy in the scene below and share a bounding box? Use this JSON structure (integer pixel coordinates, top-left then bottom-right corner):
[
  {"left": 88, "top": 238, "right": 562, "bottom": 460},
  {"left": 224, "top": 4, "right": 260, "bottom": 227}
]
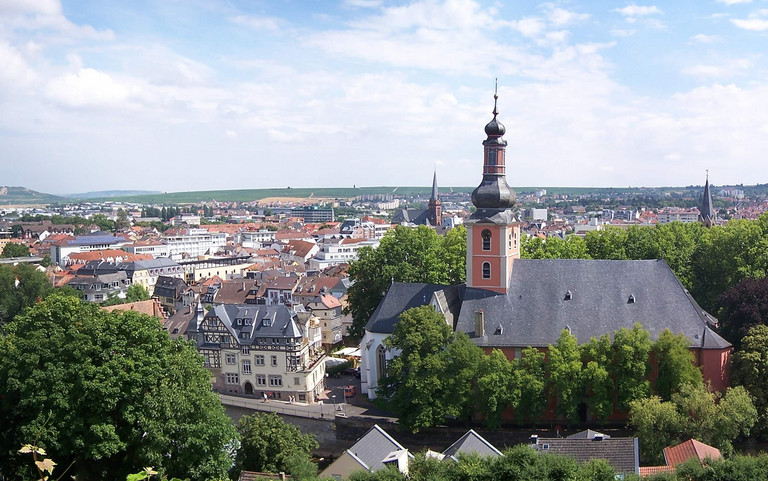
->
[
  {"left": 101, "top": 284, "right": 151, "bottom": 306},
  {"left": 718, "top": 277, "right": 768, "bottom": 350},
  {"left": 652, "top": 329, "right": 703, "bottom": 401},
  {"left": 233, "top": 412, "right": 318, "bottom": 477},
  {"left": 0, "top": 263, "right": 53, "bottom": 323},
  {"left": 547, "top": 329, "right": 583, "bottom": 423},
  {"left": 732, "top": 324, "right": 768, "bottom": 437},
  {"left": 0, "top": 295, "right": 237, "bottom": 480},
  {"left": 1, "top": 242, "right": 30, "bottom": 258},
  {"left": 629, "top": 384, "right": 756, "bottom": 463},
  {"left": 378, "top": 305, "right": 462, "bottom": 432},
  {"left": 346, "top": 225, "right": 466, "bottom": 340}
]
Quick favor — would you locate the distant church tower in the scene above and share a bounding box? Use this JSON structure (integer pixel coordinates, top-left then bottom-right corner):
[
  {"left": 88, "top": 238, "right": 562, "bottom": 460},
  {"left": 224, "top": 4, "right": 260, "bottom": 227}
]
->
[
  {"left": 465, "top": 84, "right": 520, "bottom": 294},
  {"left": 428, "top": 170, "right": 442, "bottom": 227},
  {"left": 699, "top": 171, "right": 716, "bottom": 228}
]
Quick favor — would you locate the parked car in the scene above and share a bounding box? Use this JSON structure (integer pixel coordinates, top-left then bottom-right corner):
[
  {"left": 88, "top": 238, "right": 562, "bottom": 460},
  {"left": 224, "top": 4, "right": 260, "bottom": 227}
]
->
[{"left": 344, "top": 385, "right": 356, "bottom": 397}]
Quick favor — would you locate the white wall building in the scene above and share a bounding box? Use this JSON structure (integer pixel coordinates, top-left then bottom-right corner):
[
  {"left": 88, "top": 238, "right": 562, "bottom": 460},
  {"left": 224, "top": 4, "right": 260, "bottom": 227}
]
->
[
  {"left": 308, "top": 238, "right": 379, "bottom": 271},
  {"left": 162, "top": 228, "right": 227, "bottom": 261}
]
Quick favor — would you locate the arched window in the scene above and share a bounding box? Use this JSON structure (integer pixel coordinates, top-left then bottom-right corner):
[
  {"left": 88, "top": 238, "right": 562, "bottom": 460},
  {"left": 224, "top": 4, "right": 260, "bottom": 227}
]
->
[
  {"left": 482, "top": 262, "right": 491, "bottom": 279},
  {"left": 376, "top": 344, "right": 387, "bottom": 380},
  {"left": 481, "top": 229, "right": 491, "bottom": 251}
]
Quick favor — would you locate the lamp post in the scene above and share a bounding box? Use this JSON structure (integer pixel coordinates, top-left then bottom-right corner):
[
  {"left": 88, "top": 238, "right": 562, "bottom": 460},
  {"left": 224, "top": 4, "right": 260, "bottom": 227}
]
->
[{"left": 332, "top": 394, "right": 337, "bottom": 412}]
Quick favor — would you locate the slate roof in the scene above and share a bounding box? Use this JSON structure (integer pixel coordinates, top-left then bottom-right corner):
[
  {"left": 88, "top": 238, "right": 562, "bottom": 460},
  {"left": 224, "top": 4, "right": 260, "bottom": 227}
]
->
[
  {"left": 456, "top": 259, "right": 730, "bottom": 349},
  {"left": 442, "top": 430, "right": 502, "bottom": 459},
  {"left": 153, "top": 275, "right": 189, "bottom": 298},
  {"left": 391, "top": 208, "right": 430, "bottom": 225},
  {"left": 200, "top": 304, "right": 301, "bottom": 345},
  {"left": 533, "top": 437, "right": 639, "bottom": 475},
  {"left": 365, "top": 282, "right": 464, "bottom": 334},
  {"left": 345, "top": 424, "right": 410, "bottom": 472},
  {"left": 567, "top": 429, "right": 610, "bottom": 440}
]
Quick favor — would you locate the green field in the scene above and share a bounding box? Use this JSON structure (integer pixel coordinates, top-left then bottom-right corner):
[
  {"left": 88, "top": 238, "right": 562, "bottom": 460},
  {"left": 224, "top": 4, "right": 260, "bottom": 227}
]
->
[{"left": 0, "top": 186, "right": 64, "bottom": 205}]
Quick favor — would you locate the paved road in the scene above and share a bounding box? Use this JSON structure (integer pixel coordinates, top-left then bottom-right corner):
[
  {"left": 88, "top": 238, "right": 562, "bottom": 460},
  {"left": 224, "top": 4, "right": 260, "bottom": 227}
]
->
[{"left": 220, "top": 372, "right": 396, "bottom": 422}]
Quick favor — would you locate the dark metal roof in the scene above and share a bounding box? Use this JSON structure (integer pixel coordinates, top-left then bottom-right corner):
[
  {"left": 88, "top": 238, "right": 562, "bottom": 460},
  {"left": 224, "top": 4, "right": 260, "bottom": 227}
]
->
[
  {"left": 456, "top": 259, "right": 730, "bottom": 349},
  {"left": 346, "top": 424, "right": 408, "bottom": 472},
  {"left": 206, "top": 304, "right": 301, "bottom": 344},
  {"left": 365, "top": 282, "right": 463, "bottom": 334}
]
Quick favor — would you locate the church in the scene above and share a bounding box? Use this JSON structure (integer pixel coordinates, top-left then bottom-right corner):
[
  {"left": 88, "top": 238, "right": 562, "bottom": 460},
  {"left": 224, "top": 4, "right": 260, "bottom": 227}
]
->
[{"left": 360, "top": 90, "right": 731, "bottom": 405}]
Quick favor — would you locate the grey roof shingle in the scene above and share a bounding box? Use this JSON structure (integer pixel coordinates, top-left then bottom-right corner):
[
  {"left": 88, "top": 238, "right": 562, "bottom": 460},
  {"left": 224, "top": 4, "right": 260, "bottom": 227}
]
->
[
  {"left": 365, "top": 282, "right": 464, "bottom": 334},
  {"left": 442, "top": 429, "right": 502, "bottom": 459},
  {"left": 534, "top": 437, "right": 639, "bottom": 475},
  {"left": 346, "top": 425, "right": 409, "bottom": 472},
  {"left": 455, "top": 259, "right": 730, "bottom": 349}
]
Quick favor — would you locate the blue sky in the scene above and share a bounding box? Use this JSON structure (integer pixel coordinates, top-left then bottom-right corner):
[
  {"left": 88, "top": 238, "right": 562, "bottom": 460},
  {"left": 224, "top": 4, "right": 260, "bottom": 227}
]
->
[{"left": 1, "top": 0, "right": 768, "bottom": 195}]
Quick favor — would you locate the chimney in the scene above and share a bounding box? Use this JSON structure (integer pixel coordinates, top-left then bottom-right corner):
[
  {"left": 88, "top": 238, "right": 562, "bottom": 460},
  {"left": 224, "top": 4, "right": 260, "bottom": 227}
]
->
[{"left": 474, "top": 310, "right": 485, "bottom": 337}]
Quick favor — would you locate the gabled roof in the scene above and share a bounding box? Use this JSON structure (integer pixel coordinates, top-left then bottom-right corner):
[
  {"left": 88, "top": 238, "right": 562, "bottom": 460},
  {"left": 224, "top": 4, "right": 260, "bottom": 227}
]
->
[
  {"left": 567, "top": 429, "right": 610, "bottom": 440},
  {"left": 442, "top": 429, "right": 502, "bottom": 459},
  {"left": 199, "top": 304, "right": 301, "bottom": 344},
  {"left": 456, "top": 259, "right": 730, "bottom": 349},
  {"left": 664, "top": 439, "right": 721, "bottom": 467},
  {"left": 365, "top": 282, "right": 464, "bottom": 334},
  {"left": 533, "top": 436, "right": 639, "bottom": 475},
  {"left": 345, "top": 425, "right": 409, "bottom": 472},
  {"left": 102, "top": 299, "right": 165, "bottom": 318}
]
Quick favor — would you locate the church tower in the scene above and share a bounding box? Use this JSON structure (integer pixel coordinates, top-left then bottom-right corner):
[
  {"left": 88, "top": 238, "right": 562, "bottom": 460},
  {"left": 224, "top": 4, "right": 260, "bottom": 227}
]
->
[
  {"left": 465, "top": 85, "right": 520, "bottom": 294},
  {"left": 428, "top": 170, "right": 442, "bottom": 227},
  {"left": 699, "top": 171, "right": 716, "bottom": 228}
]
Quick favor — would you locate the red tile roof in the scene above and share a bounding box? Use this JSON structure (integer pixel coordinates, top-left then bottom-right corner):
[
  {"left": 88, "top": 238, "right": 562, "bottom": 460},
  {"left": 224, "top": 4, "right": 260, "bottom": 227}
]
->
[
  {"left": 639, "top": 466, "right": 675, "bottom": 477},
  {"left": 664, "top": 439, "right": 721, "bottom": 467}
]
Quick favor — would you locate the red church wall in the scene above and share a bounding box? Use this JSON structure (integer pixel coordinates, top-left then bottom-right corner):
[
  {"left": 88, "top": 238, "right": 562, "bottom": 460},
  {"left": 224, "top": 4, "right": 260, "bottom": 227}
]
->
[{"left": 696, "top": 347, "right": 731, "bottom": 392}]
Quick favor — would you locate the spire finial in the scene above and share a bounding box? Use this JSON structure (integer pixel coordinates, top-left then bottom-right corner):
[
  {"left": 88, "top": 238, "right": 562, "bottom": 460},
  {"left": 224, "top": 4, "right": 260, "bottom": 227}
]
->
[
  {"left": 493, "top": 78, "right": 498, "bottom": 116},
  {"left": 706, "top": 169, "right": 709, "bottom": 182}
]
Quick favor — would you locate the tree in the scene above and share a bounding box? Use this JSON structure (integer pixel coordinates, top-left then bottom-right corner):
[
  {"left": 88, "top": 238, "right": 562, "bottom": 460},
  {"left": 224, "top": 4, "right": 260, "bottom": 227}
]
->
[
  {"left": 547, "top": 329, "right": 583, "bottom": 422},
  {"left": 89, "top": 214, "right": 115, "bottom": 232},
  {"left": 378, "top": 305, "right": 455, "bottom": 432},
  {"left": 1, "top": 242, "right": 30, "bottom": 258},
  {"left": 652, "top": 329, "right": 703, "bottom": 401},
  {"left": 516, "top": 347, "right": 547, "bottom": 423},
  {"left": 101, "top": 284, "right": 151, "bottom": 307},
  {"left": 477, "top": 349, "right": 518, "bottom": 428},
  {"left": 233, "top": 412, "right": 318, "bottom": 477},
  {"left": 441, "top": 332, "right": 485, "bottom": 422},
  {"left": 346, "top": 225, "right": 466, "bottom": 340},
  {"left": 0, "top": 295, "right": 238, "bottom": 480},
  {"left": 732, "top": 324, "right": 768, "bottom": 436},
  {"left": 580, "top": 334, "right": 613, "bottom": 423},
  {"left": 718, "top": 277, "right": 768, "bottom": 349},
  {"left": 629, "top": 384, "right": 756, "bottom": 463},
  {"left": 0, "top": 263, "right": 53, "bottom": 323},
  {"left": 114, "top": 209, "right": 131, "bottom": 232},
  {"left": 521, "top": 235, "right": 590, "bottom": 260},
  {"left": 610, "top": 323, "right": 651, "bottom": 410}
]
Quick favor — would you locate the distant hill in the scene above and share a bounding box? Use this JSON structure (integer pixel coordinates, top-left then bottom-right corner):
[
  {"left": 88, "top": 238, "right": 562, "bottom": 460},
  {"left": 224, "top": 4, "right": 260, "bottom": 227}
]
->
[
  {"left": 0, "top": 186, "right": 64, "bottom": 205},
  {"left": 65, "top": 190, "right": 163, "bottom": 200}
]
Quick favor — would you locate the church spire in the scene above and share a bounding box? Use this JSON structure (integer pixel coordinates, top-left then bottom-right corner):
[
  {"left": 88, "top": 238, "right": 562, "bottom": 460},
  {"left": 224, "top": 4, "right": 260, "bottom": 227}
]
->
[
  {"left": 700, "top": 170, "right": 716, "bottom": 228},
  {"left": 428, "top": 169, "right": 442, "bottom": 227},
  {"left": 471, "top": 82, "right": 516, "bottom": 211}
]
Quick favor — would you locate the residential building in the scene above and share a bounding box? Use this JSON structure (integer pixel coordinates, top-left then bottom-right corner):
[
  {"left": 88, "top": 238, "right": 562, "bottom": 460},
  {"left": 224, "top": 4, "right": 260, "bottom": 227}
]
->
[
  {"left": 240, "top": 229, "right": 277, "bottom": 249},
  {"left": 118, "top": 258, "right": 184, "bottom": 295},
  {"left": 531, "top": 430, "right": 639, "bottom": 476},
  {"left": 162, "top": 227, "right": 227, "bottom": 261},
  {"left": 67, "top": 271, "right": 130, "bottom": 303},
  {"left": 122, "top": 240, "right": 170, "bottom": 259},
  {"left": 308, "top": 238, "right": 379, "bottom": 271},
  {"left": 291, "top": 206, "right": 334, "bottom": 223},
  {"left": 320, "top": 425, "right": 412, "bottom": 480},
  {"left": 153, "top": 275, "right": 195, "bottom": 314},
  {"left": 657, "top": 209, "right": 700, "bottom": 224},
  {"left": 306, "top": 293, "right": 344, "bottom": 349},
  {"left": 51, "top": 233, "right": 129, "bottom": 266},
  {"left": 186, "top": 303, "right": 326, "bottom": 403}
]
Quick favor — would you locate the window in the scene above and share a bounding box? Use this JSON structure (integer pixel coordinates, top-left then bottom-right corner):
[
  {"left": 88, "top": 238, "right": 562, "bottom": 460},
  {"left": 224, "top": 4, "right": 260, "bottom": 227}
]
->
[
  {"left": 488, "top": 149, "right": 497, "bottom": 166},
  {"left": 269, "top": 375, "right": 283, "bottom": 387},
  {"left": 241, "top": 347, "right": 250, "bottom": 355},
  {"left": 294, "top": 377, "right": 300, "bottom": 385},
  {"left": 255, "top": 355, "right": 265, "bottom": 366},
  {"left": 482, "top": 262, "right": 491, "bottom": 279},
  {"left": 256, "top": 374, "right": 266, "bottom": 386},
  {"left": 481, "top": 229, "right": 491, "bottom": 251},
  {"left": 226, "top": 373, "right": 239, "bottom": 385},
  {"left": 271, "top": 355, "right": 278, "bottom": 367},
  {"left": 225, "top": 354, "right": 236, "bottom": 365},
  {"left": 242, "top": 360, "right": 251, "bottom": 374}
]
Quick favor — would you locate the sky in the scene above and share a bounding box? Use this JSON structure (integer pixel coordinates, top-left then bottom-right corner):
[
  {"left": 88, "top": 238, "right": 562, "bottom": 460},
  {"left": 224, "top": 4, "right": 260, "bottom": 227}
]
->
[{"left": 1, "top": 0, "right": 768, "bottom": 195}]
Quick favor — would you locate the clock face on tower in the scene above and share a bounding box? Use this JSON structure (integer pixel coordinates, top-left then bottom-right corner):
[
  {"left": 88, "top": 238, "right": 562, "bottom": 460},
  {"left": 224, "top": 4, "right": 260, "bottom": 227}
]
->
[{"left": 481, "top": 229, "right": 491, "bottom": 251}]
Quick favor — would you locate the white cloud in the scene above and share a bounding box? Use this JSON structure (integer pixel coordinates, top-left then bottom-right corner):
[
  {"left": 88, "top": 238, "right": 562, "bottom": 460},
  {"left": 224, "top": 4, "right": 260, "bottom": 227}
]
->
[
  {"left": 0, "top": 42, "right": 37, "bottom": 87},
  {"left": 0, "top": 0, "right": 61, "bottom": 15},
  {"left": 682, "top": 58, "right": 752, "bottom": 79},
  {"left": 45, "top": 68, "right": 133, "bottom": 109},
  {"left": 730, "top": 17, "right": 768, "bottom": 30},
  {"left": 689, "top": 33, "right": 722, "bottom": 43},
  {"left": 544, "top": 6, "right": 590, "bottom": 27},
  {"left": 230, "top": 15, "right": 283, "bottom": 33},
  {"left": 515, "top": 17, "right": 546, "bottom": 37},
  {"left": 343, "top": 0, "right": 382, "bottom": 7},
  {"left": 614, "top": 4, "right": 662, "bottom": 17},
  {"left": 717, "top": 0, "right": 752, "bottom": 5}
]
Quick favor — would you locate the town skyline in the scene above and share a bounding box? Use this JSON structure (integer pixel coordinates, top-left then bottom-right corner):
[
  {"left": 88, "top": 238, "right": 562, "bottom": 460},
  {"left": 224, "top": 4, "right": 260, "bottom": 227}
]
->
[{"left": 2, "top": 0, "right": 768, "bottom": 194}]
